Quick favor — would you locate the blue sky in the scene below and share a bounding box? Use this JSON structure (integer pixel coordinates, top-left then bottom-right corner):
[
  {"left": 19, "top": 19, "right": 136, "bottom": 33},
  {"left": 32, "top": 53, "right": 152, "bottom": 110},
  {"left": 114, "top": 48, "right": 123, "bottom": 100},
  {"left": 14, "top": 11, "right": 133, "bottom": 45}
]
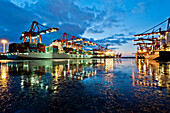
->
[{"left": 0, "top": 0, "right": 170, "bottom": 56}]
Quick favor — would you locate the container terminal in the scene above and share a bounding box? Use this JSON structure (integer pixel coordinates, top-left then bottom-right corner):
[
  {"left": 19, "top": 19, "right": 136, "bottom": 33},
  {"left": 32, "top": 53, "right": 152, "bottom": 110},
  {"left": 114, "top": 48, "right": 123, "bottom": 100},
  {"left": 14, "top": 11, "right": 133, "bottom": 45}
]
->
[
  {"left": 133, "top": 18, "right": 170, "bottom": 60},
  {"left": 4, "top": 21, "right": 117, "bottom": 59}
]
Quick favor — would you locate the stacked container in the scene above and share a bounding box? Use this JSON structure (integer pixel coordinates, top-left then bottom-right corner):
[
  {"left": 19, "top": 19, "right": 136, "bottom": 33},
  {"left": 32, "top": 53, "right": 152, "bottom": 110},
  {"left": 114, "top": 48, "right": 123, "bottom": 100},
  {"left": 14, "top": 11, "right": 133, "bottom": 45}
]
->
[
  {"left": 79, "top": 50, "right": 82, "bottom": 54},
  {"left": 9, "top": 43, "right": 26, "bottom": 52},
  {"left": 87, "top": 51, "right": 92, "bottom": 55},
  {"left": 9, "top": 43, "right": 18, "bottom": 52},
  {"left": 72, "top": 48, "right": 76, "bottom": 54},
  {"left": 63, "top": 47, "right": 72, "bottom": 53},
  {"left": 46, "top": 46, "right": 50, "bottom": 52},
  {"left": 38, "top": 43, "right": 45, "bottom": 53},
  {"left": 52, "top": 45, "right": 58, "bottom": 53},
  {"left": 24, "top": 42, "right": 37, "bottom": 52}
]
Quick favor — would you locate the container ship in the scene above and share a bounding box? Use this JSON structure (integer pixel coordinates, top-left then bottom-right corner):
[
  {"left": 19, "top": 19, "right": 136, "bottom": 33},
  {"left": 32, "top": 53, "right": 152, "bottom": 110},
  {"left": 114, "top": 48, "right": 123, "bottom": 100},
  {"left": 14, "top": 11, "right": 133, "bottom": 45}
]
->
[
  {"left": 133, "top": 18, "right": 170, "bottom": 60},
  {"left": 7, "top": 21, "right": 115, "bottom": 59}
]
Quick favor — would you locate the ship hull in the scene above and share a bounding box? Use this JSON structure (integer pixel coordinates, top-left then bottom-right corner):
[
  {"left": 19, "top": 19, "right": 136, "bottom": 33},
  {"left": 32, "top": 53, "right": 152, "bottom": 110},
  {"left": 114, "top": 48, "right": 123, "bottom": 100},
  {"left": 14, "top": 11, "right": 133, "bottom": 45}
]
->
[
  {"left": 7, "top": 52, "right": 93, "bottom": 59},
  {"left": 145, "top": 54, "right": 159, "bottom": 60},
  {"left": 144, "top": 51, "right": 170, "bottom": 60},
  {"left": 136, "top": 53, "right": 145, "bottom": 59}
]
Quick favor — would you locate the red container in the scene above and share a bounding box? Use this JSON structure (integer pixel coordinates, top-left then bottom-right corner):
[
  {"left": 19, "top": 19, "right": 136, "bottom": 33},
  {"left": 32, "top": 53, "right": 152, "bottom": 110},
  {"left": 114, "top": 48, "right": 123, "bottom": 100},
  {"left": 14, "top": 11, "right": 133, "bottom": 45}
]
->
[
  {"left": 38, "top": 45, "right": 45, "bottom": 49},
  {"left": 38, "top": 47, "right": 45, "bottom": 52},
  {"left": 38, "top": 44, "right": 45, "bottom": 52},
  {"left": 52, "top": 45, "right": 58, "bottom": 48}
]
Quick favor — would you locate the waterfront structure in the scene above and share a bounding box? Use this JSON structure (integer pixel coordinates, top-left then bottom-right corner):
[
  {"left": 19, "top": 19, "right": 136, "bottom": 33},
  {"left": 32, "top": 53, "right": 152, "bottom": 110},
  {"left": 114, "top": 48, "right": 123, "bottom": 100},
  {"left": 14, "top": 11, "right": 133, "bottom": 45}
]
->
[
  {"left": 133, "top": 18, "right": 170, "bottom": 60},
  {"left": 7, "top": 21, "right": 115, "bottom": 59}
]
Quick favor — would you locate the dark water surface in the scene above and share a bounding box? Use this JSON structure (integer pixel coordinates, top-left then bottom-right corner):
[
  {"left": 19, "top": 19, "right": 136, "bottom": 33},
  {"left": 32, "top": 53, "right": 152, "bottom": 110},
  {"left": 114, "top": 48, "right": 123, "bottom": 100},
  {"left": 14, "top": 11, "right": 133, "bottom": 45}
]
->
[{"left": 0, "top": 58, "right": 169, "bottom": 113}]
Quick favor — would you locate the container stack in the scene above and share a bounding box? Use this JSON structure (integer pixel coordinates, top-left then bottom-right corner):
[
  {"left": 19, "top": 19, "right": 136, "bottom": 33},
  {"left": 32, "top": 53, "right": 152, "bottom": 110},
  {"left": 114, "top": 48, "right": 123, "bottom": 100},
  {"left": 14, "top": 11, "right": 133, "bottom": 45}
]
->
[
  {"left": 73, "top": 48, "right": 76, "bottom": 54},
  {"left": 9, "top": 43, "right": 26, "bottom": 52},
  {"left": 63, "top": 47, "right": 73, "bottom": 53},
  {"left": 24, "top": 42, "right": 37, "bottom": 52},
  {"left": 46, "top": 46, "right": 50, "bottom": 52},
  {"left": 52, "top": 45, "right": 58, "bottom": 53},
  {"left": 38, "top": 43, "right": 45, "bottom": 53},
  {"left": 79, "top": 50, "right": 82, "bottom": 54}
]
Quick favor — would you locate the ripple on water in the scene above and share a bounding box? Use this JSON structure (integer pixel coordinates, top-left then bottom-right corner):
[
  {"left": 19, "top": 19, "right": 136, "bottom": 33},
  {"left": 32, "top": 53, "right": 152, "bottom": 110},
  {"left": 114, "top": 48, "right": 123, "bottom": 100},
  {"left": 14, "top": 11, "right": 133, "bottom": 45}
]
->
[{"left": 0, "top": 59, "right": 170, "bottom": 112}]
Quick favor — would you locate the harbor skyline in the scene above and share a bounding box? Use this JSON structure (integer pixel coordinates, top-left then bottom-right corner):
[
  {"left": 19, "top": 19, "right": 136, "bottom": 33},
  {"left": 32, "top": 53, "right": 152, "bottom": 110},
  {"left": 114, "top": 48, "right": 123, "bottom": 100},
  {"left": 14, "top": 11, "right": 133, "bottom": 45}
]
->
[{"left": 0, "top": 0, "right": 170, "bottom": 56}]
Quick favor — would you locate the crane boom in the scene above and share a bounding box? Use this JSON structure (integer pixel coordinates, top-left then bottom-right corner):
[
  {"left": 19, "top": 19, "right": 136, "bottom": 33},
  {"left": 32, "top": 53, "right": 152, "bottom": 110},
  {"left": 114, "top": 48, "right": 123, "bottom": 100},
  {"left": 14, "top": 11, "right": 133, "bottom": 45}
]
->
[{"left": 20, "top": 21, "right": 59, "bottom": 43}]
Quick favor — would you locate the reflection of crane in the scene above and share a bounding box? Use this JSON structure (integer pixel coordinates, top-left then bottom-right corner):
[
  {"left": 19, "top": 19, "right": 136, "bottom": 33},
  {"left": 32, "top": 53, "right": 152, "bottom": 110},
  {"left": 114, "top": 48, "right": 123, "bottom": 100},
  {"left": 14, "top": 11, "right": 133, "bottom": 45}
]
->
[{"left": 20, "top": 21, "right": 59, "bottom": 43}]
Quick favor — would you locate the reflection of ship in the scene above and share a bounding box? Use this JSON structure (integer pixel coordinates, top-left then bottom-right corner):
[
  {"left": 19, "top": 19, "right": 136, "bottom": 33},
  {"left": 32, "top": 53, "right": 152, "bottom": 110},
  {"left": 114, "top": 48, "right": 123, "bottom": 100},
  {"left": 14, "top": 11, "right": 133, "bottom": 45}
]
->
[
  {"left": 133, "top": 18, "right": 170, "bottom": 60},
  {"left": 7, "top": 21, "right": 115, "bottom": 59},
  {"left": 133, "top": 59, "right": 170, "bottom": 93},
  {"left": 6, "top": 59, "right": 114, "bottom": 92}
]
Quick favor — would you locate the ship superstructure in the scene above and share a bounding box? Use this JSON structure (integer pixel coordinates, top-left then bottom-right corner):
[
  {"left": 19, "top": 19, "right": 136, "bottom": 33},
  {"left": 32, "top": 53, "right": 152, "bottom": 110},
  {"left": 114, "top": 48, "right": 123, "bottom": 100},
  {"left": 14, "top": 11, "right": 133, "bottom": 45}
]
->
[{"left": 133, "top": 18, "right": 170, "bottom": 60}]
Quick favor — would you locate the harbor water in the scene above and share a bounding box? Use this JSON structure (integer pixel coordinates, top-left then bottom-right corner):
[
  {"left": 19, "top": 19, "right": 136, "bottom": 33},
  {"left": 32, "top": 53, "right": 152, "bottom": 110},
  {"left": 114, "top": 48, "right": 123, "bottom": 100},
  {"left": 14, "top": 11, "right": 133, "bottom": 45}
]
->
[{"left": 0, "top": 58, "right": 169, "bottom": 113}]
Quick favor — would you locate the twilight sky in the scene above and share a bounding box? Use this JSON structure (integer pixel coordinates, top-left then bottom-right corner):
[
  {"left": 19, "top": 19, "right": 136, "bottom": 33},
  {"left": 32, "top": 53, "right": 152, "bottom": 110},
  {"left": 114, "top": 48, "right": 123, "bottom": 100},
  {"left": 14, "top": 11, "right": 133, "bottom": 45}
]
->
[{"left": 0, "top": 0, "right": 170, "bottom": 56}]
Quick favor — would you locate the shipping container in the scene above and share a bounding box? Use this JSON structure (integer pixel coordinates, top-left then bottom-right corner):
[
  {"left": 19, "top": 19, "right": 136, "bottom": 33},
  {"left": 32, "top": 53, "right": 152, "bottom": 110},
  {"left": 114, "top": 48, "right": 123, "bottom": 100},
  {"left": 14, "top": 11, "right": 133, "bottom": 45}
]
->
[
  {"left": 52, "top": 45, "right": 58, "bottom": 53},
  {"left": 9, "top": 43, "right": 27, "bottom": 52},
  {"left": 53, "top": 48, "right": 58, "bottom": 52},
  {"left": 52, "top": 45, "right": 58, "bottom": 48},
  {"left": 46, "top": 46, "right": 50, "bottom": 52},
  {"left": 38, "top": 43, "right": 46, "bottom": 52},
  {"left": 73, "top": 48, "right": 76, "bottom": 51},
  {"left": 29, "top": 43, "right": 37, "bottom": 48}
]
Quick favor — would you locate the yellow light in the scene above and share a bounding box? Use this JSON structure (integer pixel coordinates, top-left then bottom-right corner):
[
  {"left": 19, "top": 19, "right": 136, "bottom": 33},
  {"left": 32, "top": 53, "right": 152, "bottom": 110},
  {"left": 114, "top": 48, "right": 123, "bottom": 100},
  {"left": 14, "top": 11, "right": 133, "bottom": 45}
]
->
[
  {"left": 1, "top": 64, "right": 7, "bottom": 79},
  {"left": 1, "top": 39, "right": 7, "bottom": 43},
  {"left": 143, "top": 49, "right": 147, "bottom": 52},
  {"left": 1, "top": 39, "right": 8, "bottom": 53}
]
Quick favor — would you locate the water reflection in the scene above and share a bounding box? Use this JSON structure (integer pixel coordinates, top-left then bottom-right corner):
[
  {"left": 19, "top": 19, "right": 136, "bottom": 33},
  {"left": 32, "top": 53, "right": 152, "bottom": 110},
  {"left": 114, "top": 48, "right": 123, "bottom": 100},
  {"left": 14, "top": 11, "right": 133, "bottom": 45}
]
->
[
  {"left": 2, "top": 59, "right": 115, "bottom": 93},
  {"left": 134, "top": 59, "right": 170, "bottom": 93},
  {"left": 1, "top": 58, "right": 169, "bottom": 113}
]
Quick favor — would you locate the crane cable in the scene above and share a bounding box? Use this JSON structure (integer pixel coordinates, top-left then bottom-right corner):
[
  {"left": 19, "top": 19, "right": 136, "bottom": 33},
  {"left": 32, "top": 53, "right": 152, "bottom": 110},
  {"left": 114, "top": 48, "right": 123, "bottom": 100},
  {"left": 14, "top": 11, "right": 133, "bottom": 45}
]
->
[
  {"left": 37, "top": 22, "right": 50, "bottom": 29},
  {"left": 142, "top": 18, "right": 169, "bottom": 34}
]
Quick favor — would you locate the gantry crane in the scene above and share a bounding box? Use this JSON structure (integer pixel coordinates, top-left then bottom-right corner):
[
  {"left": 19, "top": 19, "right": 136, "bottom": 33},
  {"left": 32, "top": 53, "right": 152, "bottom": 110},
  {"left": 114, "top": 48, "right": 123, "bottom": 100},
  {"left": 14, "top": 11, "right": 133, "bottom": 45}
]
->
[
  {"left": 58, "top": 32, "right": 86, "bottom": 50},
  {"left": 20, "top": 21, "right": 59, "bottom": 43},
  {"left": 133, "top": 18, "right": 170, "bottom": 52},
  {"left": 133, "top": 18, "right": 170, "bottom": 37}
]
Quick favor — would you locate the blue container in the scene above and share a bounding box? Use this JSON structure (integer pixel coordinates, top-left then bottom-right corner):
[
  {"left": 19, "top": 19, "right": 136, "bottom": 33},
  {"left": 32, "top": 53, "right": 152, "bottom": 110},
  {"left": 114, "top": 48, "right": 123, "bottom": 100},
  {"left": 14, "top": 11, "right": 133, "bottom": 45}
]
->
[
  {"left": 29, "top": 49, "right": 37, "bottom": 52},
  {"left": 53, "top": 48, "right": 58, "bottom": 52}
]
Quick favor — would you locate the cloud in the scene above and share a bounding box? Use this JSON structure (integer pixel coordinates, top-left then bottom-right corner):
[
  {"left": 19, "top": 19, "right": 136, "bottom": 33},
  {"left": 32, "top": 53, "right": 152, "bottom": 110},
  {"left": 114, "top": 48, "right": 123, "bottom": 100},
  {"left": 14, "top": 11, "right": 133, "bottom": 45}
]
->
[
  {"left": 0, "top": 0, "right": 95, "bottom": 42},
  {"left": 60, "top": 24, "right": 86, "bottom": 35},
  {"left": 0, "top": 0, "right": 128, "bottom": 46},
  {"left": 87, "top": 33, "right": 136, "bottom": 50},
  {"left": 114, "top": 33, "right": 125, "bottom": 36},
  {"left": 0, "top": 0, "right": 39, "bottom": 42},
  {"left": 10, "top": 0, "right": 38, "bottom": 8},
  {"left": 108, "top": 46, "right": 119, "bottom": 50},
  {"left": 86, "top": 28, "right": 104, "bottom": 34},
  {"left": 132, "top": 2, "right": 145, "bottom": 13}
]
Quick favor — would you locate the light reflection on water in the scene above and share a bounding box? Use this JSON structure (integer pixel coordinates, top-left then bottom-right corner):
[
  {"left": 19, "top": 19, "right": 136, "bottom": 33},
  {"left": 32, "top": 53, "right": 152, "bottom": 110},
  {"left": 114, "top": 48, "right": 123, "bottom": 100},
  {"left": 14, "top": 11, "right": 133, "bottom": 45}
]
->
[{"left": 0, "top": 58, "right": 169, "bottom": 113}]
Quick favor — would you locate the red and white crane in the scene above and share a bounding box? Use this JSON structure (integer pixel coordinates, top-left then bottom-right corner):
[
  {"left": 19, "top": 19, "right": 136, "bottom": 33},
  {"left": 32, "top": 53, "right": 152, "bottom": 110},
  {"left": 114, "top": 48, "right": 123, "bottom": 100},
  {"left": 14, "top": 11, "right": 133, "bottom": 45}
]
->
[{"left": 20, "top": 21, "right": 59, "bottom": 43}]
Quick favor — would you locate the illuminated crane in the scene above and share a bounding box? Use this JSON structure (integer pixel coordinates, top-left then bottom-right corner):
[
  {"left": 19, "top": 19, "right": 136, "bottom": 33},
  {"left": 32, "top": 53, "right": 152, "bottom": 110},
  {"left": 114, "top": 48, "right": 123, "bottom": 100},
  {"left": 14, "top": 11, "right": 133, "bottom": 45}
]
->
[
  {"left": 20, "top": 21, "right": 59, "bottom": 43},
  {"left": 58, "top": 32, "right": 85, "bottom": 50}
]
